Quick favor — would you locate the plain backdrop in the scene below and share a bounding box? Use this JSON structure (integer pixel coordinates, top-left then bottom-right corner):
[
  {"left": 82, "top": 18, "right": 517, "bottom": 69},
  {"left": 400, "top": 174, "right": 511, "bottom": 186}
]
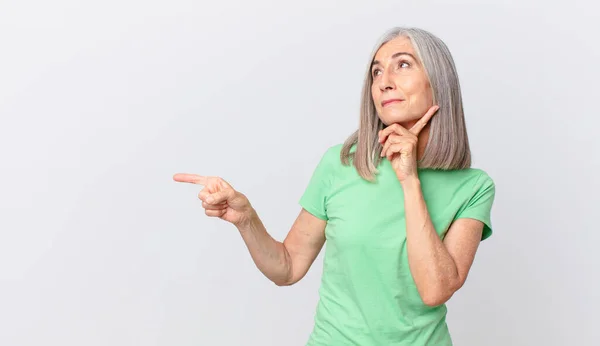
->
[{"left": 1, "top": 0, "right": 598, "bottom": 345}]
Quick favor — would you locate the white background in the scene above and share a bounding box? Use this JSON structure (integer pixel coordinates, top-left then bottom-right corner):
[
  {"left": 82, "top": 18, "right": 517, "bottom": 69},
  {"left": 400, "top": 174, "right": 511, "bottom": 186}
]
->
[{"left": 1, "top": 0, "right": 598, "bottom": 345}]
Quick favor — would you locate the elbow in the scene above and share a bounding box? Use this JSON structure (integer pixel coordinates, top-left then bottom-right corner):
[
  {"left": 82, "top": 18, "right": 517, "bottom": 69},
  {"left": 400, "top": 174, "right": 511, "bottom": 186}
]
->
[
  {"left": 421, "top": 291, "right": 452, "bottom": 307},
  {"left": 270, "top": 248, "right": 296, "bottom": 286},
  {"left": 273, "top": 278, "right": 295, "bottom": 287},
  {"left": 420, "top": 281, "right": 463, "bottom": 307},
  {"left": 272, "top": 264, "right": 297, "bottom": 286}
]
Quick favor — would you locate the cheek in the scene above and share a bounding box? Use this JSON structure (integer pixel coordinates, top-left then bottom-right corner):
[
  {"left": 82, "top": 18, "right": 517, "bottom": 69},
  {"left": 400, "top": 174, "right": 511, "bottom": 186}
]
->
[
  {"left": 371, "top": 85, "right": 378, "bottom": 99},
  {"left": 408, "top": 81, "right": 432, "bottom": 107},
  {"left": 420, "top": 81, "right": 433, "bottom": 103},
  {"left": 421, "top": 89, "right": 433, "bottom": 109},
  {"left": 371, "top": 88, "right": 381, "bottom": 108}
]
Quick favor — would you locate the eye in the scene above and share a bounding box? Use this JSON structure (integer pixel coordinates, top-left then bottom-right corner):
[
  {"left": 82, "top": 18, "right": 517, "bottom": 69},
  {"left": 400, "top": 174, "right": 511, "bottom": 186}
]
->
[
  {"left": 372, "top": 69, "right": 381, "bottom": 77},
  {"left": 399, "top": 60, "right": 410, "bottom": 68}
]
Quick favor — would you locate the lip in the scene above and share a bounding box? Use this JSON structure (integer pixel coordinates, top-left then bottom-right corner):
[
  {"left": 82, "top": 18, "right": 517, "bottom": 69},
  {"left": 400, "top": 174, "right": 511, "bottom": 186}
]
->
[{"left": 381, "top": 99, "right": 404, "bottom": 107}]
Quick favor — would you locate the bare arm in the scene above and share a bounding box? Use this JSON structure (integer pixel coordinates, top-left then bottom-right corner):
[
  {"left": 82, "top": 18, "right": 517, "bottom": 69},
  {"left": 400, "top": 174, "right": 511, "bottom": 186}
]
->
[
  {"left": 236, "top": 208, "right": 326, "bottom": 286},
  {"left": 402, "top": 177, "right": 483, "bottom": 306},
  {"left": 172, "top": 173, "right": 326, "bottom": 287},
  {"left": 377, "top": 106, "right": 489, "bottom": 307}
]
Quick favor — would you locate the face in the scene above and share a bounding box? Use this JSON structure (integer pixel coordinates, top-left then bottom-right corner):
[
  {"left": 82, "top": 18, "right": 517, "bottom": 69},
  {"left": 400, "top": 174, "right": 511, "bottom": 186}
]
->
[{"left": 371, "top": 36, "right": 433, "bottom": 128}]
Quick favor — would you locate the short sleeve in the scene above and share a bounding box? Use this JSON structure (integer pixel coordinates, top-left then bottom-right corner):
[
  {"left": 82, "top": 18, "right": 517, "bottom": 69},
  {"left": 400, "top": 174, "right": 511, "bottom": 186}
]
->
[
  {"left": 298, "top": 147, "right": 337, "bottom": 221},
  {"left": 454, "top": 171, "right": 496, "bottom": 241}
]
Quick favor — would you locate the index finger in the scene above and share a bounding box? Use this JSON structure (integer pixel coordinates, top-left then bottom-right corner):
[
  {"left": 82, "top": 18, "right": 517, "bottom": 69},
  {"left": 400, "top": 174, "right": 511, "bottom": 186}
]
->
[
  {"left": 409, "top": 105, "right": 439, "bottom": 135},
  {"left": 173, "top": 173, "right": 207, "bottom": 185}
]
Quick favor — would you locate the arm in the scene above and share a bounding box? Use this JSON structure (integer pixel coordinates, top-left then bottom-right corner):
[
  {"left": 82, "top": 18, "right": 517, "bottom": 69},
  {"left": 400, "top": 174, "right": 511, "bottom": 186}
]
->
[
  {"left": 236, "top": 208, "right": 326, "bottom": 286},
  {"left": 172, "top": 173, "right": 327, "bottom": 287},
  {"left": 402, "top": 177, "right": 483, "bottom": 307}
]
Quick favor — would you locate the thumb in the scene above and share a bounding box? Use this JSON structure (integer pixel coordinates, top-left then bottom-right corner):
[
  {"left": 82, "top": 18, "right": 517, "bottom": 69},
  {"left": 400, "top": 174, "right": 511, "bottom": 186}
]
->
[{"left": 207, "top": 189, "right": 234, "bottom": 204}]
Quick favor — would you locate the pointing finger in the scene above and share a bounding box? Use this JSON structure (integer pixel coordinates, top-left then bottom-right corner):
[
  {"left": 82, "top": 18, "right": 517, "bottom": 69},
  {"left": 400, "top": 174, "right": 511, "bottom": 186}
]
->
[
  {"left": 410, "top": 105, "right": 439, "bottom": 135},
  {"left": 173, "top": 173, "right": 208, "bottom": 185}
]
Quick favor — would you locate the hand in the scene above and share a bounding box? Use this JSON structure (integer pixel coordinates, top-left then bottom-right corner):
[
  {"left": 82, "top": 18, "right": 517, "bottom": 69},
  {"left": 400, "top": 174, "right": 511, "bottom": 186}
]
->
[
  {"left": 378, "top": 105, "right": 439, "bottom": 182},
  {"left": 173, "top": 173, "right": 255, "bottom": 227}
]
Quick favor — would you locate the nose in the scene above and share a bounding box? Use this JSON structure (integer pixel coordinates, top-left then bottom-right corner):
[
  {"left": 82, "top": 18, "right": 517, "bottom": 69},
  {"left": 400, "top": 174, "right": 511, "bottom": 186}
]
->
[{"left": 378, "top": 69, "right": 395, "bottom": 91}]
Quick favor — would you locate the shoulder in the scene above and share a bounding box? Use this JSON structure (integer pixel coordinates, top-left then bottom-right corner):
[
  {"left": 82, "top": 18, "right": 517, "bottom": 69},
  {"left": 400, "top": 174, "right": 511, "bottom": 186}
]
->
[
  {"left": 420, "top": 167, "right": 495, "bottom": 199},
  {"left": 303, "top": 143, "right": 345, "bottom": 181},
  {"left": 465, "top": 168, "right": 495, "bottom": 190},
  {"left": 427, "top": 167, "right": 494, "bottom": 185},
  {"left": 316, "top": 143, "right": 345, "bottom": 166},
  {"left": 325, "top": 143, "right": 345, "bottom": 156},
  {"left": 447, "top": 168, "right": 496, "bottom": 201}
]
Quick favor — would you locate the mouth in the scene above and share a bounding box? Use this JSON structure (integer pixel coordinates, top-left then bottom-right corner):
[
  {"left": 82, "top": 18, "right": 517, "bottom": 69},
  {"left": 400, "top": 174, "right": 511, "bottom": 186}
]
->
[{"left": 381, "top": 99, "right": 404, "bottom": 107}]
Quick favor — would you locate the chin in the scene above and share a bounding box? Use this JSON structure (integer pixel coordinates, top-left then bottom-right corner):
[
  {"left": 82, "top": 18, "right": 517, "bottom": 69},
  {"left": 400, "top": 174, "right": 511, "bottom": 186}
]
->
[{"left": 378, "top": 111, "right": 412, "bottom": 126}]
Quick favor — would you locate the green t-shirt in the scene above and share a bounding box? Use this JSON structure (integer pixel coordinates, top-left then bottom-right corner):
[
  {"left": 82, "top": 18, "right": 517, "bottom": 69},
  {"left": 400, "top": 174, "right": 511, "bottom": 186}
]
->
[{"left": 299, "top": 144, "right": 495, "bottom": 346}]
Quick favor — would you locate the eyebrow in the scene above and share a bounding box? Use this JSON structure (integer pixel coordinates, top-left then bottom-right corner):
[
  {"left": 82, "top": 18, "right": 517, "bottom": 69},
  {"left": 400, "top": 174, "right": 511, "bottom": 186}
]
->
[{"left": 371, "top": 52, "right": 417, "bottom": 68}]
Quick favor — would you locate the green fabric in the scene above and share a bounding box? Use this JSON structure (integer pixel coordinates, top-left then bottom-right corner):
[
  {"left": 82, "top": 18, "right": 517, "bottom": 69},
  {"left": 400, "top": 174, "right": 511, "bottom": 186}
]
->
[{"left": 299, "top": 144, "right": 495, "bottom": 346}]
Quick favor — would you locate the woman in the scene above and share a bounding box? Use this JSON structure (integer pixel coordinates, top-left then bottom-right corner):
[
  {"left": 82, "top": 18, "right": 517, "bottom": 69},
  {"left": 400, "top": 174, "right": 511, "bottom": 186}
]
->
[{"left": 174, "top": 27, "right": 495, "bottom": 346}]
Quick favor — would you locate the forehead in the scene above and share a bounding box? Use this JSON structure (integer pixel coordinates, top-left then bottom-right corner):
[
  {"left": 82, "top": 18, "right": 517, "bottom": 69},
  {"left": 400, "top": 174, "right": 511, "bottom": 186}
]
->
[{"left": 373, "top": 36, "right": 415, "bottom": 61}]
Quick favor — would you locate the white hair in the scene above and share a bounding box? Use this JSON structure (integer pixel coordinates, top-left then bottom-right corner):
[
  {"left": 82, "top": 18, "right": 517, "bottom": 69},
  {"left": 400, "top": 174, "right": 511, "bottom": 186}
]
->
[{"left": 341, "top": 27, "right": 471, "bottom": 181}]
